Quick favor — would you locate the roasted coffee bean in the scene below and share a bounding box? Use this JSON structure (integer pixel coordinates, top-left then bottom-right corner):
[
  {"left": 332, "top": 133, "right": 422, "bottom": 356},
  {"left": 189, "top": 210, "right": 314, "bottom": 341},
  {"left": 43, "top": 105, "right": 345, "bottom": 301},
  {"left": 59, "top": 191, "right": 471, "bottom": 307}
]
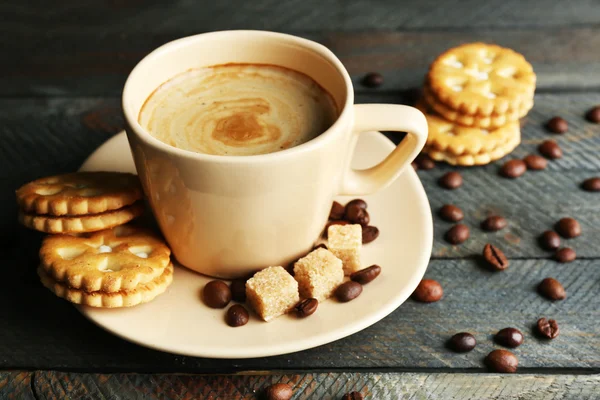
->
[
  {"left": 295, "top": 298, "right": 318, "bottom": 318},
  {"left": 582, "top": 177, "right": 600, "bottom": 191},
  {"left": 555, "top": 247, "right": 576, "bottom": 263},
  {"left": 448, "top": 332, "right": 476, "bottom": 353},
  {"left": 585, "top": 105, "right": 600, "bottom": 123},
  {"left": 345, "top": 206, "right": 370, "bottom": 226},
  {"left": 362, "top": 72, "right": 383, "bottom": 88},
  {"left": 439, "top": 171, "right": 463, "bottom": 189},
  {"left": 481, "top": 216, "right": 507, "bottom": 231},
  {"left": 539, "top": 140, "right": 563, "bottom": 159},
  {"left": 500, "top": 159, "right": 526, "bottom": 178},
  {"left": 523, "top": 154, "right": 548, "bottom": 170},
  {"left": 445, "top": 224, "right": 470, "bottom": 245},
  {"left": 342, "top": 391, "right": 364, "bottom": 400},
  {"left": 350, "top": 265, "right": 381, "bottom": 284},
  {"left": 412, "top": 279, "right": 443, "bottom": 303},
  {"left": 264, "top": 383, "right": 293, "bottom": 400},
  {"left": 362, "top": 225, "right": 380, "bottom": 244},
  {"left": 323, "top": 220, "right": 349, "bottom": 238},
  {"left": 546, "top": 116, "right": 568, "bottom": 133},
  {"left": 347, "top": 198, "right": 367, "bottom": 210},
  {"left": 538, "top": 277, "right": 566, "bottom": 300},
  {"left": 329, "top": 201, "right": 345, "bottom": 220},
  {"left": 485, "top": 349, "right": 518, "bottom": 373},
  {"left": 415, "top": 154, "right": 435, "bottom": 170},
  {"left": 230, "top": 279, "right": 247, "bottom": 303},
  {"left": 539, "top": 230, "right": 561, "bottom": 250},
  {"left": 225, "top": 304, "right": 249, "bottom": 327},
  {"left": 494, "top": 328, "right": 524, "bottom": 348},
  {"left": 537, "top": 317, "right": 560, "bottom": 339},
  {"left": 203, "top": 280, "right": 231, "bottom": 308},
  {"left": 439, "top": 204, "right": 464, "bottom": 222},
  {"left": 483, "top": 243, "right": 509, "bottom": 271},
  {"left": 335, "top": 281, "right": 363, "bottom": 302},
  {"left": 555, "top": 217, "right": 581, "bottom": 238}
]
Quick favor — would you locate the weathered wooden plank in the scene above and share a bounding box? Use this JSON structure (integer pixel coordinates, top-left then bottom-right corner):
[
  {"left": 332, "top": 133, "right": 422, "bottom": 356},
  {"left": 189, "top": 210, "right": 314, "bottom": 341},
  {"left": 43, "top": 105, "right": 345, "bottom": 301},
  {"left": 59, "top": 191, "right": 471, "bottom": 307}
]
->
[
  {"left": 29, "top": 371, "right": 600, "bottom": 400},
  {"left": 2, "top": 93, "right": 599, "bottom": 258},
  {"left": 5, "top": 0, "right": 600, "bottom": 35},
  {"left": 0, "top": 372, "right": 34, "bottom": 400},
  {"left": 2, "top": 259, "right": 598, "bottom": 371},
  {"left": 4, "top": 28, "right": 600, "bottom": 96}
]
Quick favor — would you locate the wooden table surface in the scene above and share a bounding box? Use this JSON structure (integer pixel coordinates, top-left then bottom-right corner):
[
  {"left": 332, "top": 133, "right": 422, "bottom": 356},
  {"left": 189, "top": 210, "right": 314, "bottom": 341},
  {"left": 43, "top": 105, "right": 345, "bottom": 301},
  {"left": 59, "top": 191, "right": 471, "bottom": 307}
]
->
[{"left": 3, "top": 1, "right": 600, "bottom": 398}]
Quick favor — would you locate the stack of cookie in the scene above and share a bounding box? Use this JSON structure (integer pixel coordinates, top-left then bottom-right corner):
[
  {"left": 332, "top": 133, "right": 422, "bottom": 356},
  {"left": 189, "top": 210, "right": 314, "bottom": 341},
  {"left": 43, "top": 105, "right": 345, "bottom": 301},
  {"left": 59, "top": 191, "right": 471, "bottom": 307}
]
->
[
  {"left": 16, "top": 172, "right": 174, "bottom": 308},
  {"left": 418, "top": 43, "right": 536, "bottom": 166}
]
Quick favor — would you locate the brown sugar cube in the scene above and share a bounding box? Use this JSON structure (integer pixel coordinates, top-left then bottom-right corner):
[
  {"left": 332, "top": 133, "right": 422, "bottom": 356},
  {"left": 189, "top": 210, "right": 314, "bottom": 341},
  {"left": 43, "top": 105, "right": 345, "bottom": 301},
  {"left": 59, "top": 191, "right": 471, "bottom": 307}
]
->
[
  {"left": 246, "top": 266, "right": 299, "bottom": 322},
  {"left": 293, "top": 248, "right": 344, "bottom": 302},
  {"left": 327, "top": 224, "right": 362, "bottom": 275}
]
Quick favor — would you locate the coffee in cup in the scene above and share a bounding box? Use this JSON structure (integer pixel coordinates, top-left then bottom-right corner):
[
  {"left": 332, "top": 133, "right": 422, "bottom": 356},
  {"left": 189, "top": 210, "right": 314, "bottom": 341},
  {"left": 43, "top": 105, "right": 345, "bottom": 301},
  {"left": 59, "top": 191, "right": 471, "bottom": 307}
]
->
[{"left": 138, "top": 63, "right": 339, "bottom": 156}]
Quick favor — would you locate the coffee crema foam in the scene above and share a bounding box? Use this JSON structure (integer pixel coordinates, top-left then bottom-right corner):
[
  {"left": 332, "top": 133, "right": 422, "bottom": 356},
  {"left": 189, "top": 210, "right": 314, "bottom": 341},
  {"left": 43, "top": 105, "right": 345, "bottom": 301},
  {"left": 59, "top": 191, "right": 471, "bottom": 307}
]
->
[{"left": 138, "top": 64, "right": 338, "bottom": 156}]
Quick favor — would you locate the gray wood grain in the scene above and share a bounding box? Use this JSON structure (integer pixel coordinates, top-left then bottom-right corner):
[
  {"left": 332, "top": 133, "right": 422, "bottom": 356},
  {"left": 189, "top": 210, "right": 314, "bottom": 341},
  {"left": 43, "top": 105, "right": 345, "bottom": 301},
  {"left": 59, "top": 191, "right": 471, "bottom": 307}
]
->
[
  {"left": 0, "top": 371, "right": 35, "bottom": 400},
  {"left": 29, "top": 371, "right": 600, "bottom": 400},
  {"left": 4, "top": 28, "right": 600, "bottom": 96},
  {"left": 2, "top": 93, "right": 599, "bottom": 258},
  {"left": 5, "top": 0, "right": 600, "bottom": 34},
  {"left": 2, "top": 257, "right": 598, "bottom": 371}
]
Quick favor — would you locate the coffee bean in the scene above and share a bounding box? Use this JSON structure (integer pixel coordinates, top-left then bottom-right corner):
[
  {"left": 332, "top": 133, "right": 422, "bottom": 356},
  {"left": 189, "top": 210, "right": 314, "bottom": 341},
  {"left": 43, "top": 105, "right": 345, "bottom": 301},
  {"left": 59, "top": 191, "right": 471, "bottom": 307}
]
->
[
  {"left": 335, "top": 281, "right": 363, "bottom": 302},
  {"left": 350, "top": 265, "right": 381, "bottom": 284},
  {"left": 329, "top": 201, "right": 345, "bottom": 220},
  {"left": 538, "top": 277, "right": 566, "bottom": 300},
  {"left": 523, "top": 154, "right": 548, "bottom": 170},
  {"left": 203, "top": 280, "right": 231, "bottom": 308},
  {"left": 539, "top": 230, "right": 561, "bottom": 250},
  {"left": 585, "top": 105, "right": 600, "bottom": 123},
  {"left": 264, "top": 383, "right": 293, "bottom": 400},
  {"left": 539, "top": 140, "right": 563, "bottom": 159},
  {"left": 230, "top": 279, "right": 247, "bottom": 303},
  {"left": 546, "top": 116, "right": 568, "bottom": 133},
  {"left": 494, "top": 328, "right": 524, "bottom": 348},
  {"left": 323, "top": 220, "right": 349, "bottom": 238},
  {"left": 439, "top": 171, "right": 463, "bottom": 189},
  {"left": 555, "top": 217, "right": 581, "bottom": 238},
  {"left": 346, "top": 198, "right": 367, "bottom": 210},
  {"left": 362, "top": 72, "right": 383, "bottom": 88},
  {"left": 439, "top": 204, "right": 464, "bottom": 222},
  {"left": 362, "top": 226, "right": 379, "bottom": 244},
  {"left": 225, "top": 304, "right": 249, "bottom": 327},
  {"left": 485, "top": 349, "right": 518, "bottom": 373},
  {"left": 481, "top": 216, "right": 507, "bottom": 232},
  {"left": 445, "top": 224, "right": 470, "bottom": 245},
  {"left": 555, "top": 247, "right": 576, "bottom": 263},
  {"left": 483, "top": 243, "right": 509, "bottom": 271},
  {"left": 582, "top": 177, "right": 600, "bottom": 191},
  {"left": 448, "top": 332, "right": 476, "bottom": 352},
  {"left": 411, "top": 279, "right": 443, "bottom": 303},
  {"left": 537, "top": 317, "right": 560, "bottom": 339},
  {"left": 500, "top": 159, "right": 526, "bottom": 178},
  {"left": 295, "top": 298, "right": 318, "bottom": 318},
  {"left": 415, "top": 154, "right": 435, "bottom": 170},
  {"left": 342, "top": 391, "right": 363, "bottom": 400},
  {"left": 345, "top": 206, "right": 370, "bottom": 226}
]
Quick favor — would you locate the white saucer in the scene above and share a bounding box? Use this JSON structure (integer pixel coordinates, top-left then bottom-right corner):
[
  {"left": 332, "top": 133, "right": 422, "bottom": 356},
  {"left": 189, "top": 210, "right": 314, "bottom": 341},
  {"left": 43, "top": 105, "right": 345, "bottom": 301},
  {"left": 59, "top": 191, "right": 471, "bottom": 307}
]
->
[{"left": 77, "top": 131, "right": 432, "bottom": 358}]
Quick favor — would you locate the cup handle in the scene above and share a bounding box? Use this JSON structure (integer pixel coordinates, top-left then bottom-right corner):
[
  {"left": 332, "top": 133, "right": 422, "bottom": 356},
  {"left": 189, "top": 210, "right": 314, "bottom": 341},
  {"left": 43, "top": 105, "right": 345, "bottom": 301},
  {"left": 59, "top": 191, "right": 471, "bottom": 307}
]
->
[{"left": 340, "top": 104, "right": 428, "bottom": 195}]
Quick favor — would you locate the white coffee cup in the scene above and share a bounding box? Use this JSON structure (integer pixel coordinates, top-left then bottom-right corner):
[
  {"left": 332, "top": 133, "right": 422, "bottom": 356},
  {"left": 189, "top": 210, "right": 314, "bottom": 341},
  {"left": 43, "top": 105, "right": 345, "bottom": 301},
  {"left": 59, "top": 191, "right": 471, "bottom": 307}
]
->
[{"left": 122, "top": 30, "right": 427, "bottom": 279}]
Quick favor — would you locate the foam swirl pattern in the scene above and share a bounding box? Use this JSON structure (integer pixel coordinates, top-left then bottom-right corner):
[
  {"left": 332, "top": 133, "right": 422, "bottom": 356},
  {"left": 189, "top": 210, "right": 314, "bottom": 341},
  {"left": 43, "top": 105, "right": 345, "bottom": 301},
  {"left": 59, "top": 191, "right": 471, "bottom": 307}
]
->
[{"left": 139, "top": 64, "right": 338, "bottom": 156}]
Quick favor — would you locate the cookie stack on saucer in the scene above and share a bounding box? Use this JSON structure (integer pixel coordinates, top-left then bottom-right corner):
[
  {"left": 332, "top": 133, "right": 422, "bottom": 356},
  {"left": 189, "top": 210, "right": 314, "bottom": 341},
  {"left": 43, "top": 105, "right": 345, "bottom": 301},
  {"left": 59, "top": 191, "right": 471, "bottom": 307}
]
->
[
  {"left": 418, "top": 43, "right": 536, "bottom": 166},
  {"left": 16, "top": 171, "right": 174, "bottom": 307}
]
